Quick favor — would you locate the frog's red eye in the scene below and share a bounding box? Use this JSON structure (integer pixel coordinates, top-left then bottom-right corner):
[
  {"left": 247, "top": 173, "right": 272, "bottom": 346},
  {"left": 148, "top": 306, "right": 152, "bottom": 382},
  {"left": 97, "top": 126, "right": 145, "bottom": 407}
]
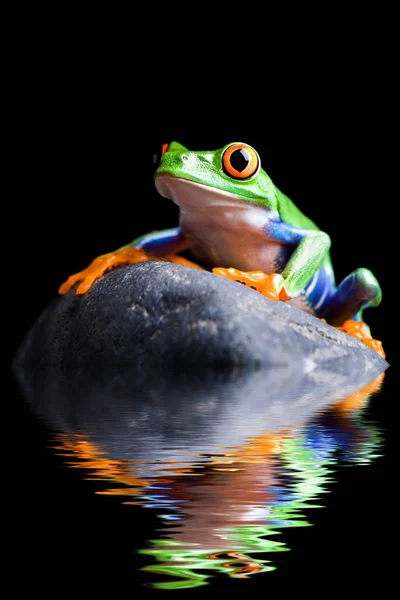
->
[
  {"left": 222, "top": 143, "right": 259, "bottom": 179},
  {"left": 153, "top": 143, "right": 169, "bottom": 167}
]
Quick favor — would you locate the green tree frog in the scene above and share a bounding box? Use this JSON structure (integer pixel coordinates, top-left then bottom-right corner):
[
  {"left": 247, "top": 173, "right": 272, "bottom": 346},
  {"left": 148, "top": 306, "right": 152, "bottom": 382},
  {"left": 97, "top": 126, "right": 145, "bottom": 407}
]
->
[{"left": 59, "top": 141, "right": 384, "bottom": 355}]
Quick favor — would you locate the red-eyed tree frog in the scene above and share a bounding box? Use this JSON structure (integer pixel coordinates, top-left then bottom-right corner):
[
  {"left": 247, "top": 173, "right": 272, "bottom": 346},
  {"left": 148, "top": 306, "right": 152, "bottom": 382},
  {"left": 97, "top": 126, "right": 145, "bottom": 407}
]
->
[{"left": 59, "top": 141, "right": 384, "bottom": 356}]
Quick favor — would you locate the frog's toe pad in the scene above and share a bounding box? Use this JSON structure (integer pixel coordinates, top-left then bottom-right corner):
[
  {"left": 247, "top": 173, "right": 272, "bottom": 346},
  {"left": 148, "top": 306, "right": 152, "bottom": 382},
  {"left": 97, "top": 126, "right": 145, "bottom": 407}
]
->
[
  {"left": 212, "top": 268, "right": 287, "bottom": 301},
  {"left": 59, "top": 247, "right": 150, "bottom": 295},
  {"left": 336, "top": 319, "right": 386, "bottom": 359}
]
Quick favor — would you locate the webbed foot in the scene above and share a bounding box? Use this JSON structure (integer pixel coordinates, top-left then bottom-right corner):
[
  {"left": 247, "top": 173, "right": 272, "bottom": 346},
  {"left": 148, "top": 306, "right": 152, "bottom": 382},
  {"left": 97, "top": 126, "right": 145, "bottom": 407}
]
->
[
  {"left": 336, "top": 319, "right": 386, "bottom": 359},
  {"left": 212, "top": 267, "right": 291, "bottom": 301},
  {"left": 59, "top": 249, "right": 205, "bottom": 295},
  {"left": 59, "top": 247, "right": 152, "bottom": 295}
]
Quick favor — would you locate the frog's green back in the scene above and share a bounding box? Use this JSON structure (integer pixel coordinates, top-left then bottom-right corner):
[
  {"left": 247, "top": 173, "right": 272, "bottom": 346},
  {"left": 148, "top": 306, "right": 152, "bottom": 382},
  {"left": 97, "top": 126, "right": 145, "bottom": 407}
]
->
[{"left": 275, "top": 188, "right": 320, "bottom": 232}]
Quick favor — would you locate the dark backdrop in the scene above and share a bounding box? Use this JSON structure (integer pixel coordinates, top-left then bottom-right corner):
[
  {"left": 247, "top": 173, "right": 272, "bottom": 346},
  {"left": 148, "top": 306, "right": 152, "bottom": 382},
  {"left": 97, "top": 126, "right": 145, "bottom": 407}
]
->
[
  {"left": 12, "top": 101, "right": 392, "bottom": 359},
  {"left": 7, "top": 42, "right": 397, "bottom": 597}
]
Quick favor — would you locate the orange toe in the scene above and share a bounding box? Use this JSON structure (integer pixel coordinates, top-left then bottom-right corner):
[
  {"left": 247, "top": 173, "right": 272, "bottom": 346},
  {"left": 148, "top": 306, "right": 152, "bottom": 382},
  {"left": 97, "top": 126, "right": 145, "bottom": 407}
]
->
[
  {"left": 59, "top": 247, "right": 151, "bottom": 295},
  {"left": 59, "top": 249, "right": 206, "bottom": 295},
  {"left": 336, "top": 319, "right": 386, "bottom": 359},
  {"left": 212, "top": 268, "right": 288, "bottom": 302}
]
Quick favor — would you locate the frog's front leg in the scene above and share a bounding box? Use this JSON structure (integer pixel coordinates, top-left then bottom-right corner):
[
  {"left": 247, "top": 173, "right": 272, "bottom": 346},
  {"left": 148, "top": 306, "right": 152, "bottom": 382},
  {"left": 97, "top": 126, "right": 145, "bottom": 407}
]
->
[
  {"left": 279, "top": 230, "right": 331, "bottom": 297},
  {"left": 214, "top": 220, "right": 331, "bottom": 302},
  {"left": 59, "top": 226, "right": 191, "bottom": 295}
]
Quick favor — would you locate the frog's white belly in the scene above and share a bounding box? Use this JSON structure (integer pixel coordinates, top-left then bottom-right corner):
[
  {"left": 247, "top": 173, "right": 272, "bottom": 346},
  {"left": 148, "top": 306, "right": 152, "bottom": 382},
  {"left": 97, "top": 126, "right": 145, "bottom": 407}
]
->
[{"left": 155, "top": 175, "right": 285, "bottom": 273}]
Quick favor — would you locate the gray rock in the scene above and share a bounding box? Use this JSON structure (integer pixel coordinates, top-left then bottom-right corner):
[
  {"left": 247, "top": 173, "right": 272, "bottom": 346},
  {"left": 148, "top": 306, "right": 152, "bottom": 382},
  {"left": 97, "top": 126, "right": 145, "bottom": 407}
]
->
[{"left": 14, "top": 261, "right": 389, "bottom": 378}]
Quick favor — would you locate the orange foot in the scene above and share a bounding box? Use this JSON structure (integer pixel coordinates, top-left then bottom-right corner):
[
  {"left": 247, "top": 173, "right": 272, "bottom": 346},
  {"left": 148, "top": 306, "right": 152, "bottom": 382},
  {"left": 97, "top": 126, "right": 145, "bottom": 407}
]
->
[
  {"left": 59, "top": 249, "right": 206, "bottom": 295},
  {"left": 59, "top": 247, "right": 155, "bottom": 295},
  {"left": 212, "top": 267, "right": 291, "bottom": 301},
  {"left": 336, "top": 319, "right": 386, "bottom": 359}
]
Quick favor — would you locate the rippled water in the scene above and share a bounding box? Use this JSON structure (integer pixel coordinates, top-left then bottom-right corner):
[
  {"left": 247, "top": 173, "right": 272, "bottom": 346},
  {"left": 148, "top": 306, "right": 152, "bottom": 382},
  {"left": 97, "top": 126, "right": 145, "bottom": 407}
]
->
[
  {"left": 12, "top": 359, "right": 391, "bottom": 591},
  {"left": 53, "top": 402, "right": 383, "bottom": 589}
]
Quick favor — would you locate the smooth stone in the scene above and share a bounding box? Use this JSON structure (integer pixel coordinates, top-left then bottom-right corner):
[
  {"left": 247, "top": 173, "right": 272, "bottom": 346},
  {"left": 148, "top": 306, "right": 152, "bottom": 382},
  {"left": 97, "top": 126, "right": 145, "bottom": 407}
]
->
[{"left": 14, "top": 261, "right": 389, "bottom": 377}]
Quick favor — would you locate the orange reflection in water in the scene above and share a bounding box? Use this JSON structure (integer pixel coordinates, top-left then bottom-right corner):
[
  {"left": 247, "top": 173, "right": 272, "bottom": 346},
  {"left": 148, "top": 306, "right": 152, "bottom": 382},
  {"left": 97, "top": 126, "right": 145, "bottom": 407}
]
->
[
  {"left": 54, "top": 371, "right": 384, "bottom": 488},
  {"left": 51, "top": 373, "right": 385, "bottom": 584},
  {"left": 53, "top": 436, "right": 152, "bottom": 496},
  {"left": 334, "top": 372, "right": 385, "bottom": 413}
]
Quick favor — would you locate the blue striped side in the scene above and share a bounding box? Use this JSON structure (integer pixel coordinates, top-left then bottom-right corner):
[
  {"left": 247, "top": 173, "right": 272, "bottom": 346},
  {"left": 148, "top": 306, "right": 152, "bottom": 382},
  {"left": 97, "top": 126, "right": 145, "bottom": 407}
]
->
[
  {"left": 133, "top": 226, "right": 185, "bottom": 256},
  {"left": 304, "top": 263, "right": 336, "bottom": 316}
]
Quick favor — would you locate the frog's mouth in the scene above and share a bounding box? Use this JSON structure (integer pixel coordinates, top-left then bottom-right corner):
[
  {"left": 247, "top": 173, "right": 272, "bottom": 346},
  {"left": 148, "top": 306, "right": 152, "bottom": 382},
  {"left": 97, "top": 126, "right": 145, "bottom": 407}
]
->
[{"left": 155, "top": 174, "right": 254, "bottom": 209}]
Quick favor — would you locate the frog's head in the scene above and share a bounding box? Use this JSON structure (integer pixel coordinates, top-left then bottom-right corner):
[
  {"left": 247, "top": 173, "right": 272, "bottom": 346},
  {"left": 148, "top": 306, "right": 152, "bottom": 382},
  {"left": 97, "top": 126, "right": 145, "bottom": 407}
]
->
[{"left": 154, "top": 141, "right": 279, "bottom": 212}]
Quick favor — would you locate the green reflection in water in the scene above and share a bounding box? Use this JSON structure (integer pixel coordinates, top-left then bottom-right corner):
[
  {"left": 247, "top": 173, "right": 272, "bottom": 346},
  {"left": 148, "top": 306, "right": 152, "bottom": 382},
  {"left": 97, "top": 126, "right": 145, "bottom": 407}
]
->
[
  {"left": 50, "top": 377, "right": 384, "bottom": 590},
  {"left": 138, "top": 414, "right": 383, "bottom": 589},
  {"left": 141, "top": 546, "right": 277, "bottom": 589},
  {"left": 141, "top": 533, "right": 286, "bottom": 589}
]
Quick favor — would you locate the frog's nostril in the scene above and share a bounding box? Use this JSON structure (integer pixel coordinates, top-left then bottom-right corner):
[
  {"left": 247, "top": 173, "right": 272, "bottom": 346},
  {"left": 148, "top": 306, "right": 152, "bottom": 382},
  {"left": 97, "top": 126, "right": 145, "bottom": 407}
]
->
[
  {"left": 156, "top": 152, "right": 188, "bottom": 172},
  {"left": 165, "top": 154, "right": 186, "bottom": 168}
]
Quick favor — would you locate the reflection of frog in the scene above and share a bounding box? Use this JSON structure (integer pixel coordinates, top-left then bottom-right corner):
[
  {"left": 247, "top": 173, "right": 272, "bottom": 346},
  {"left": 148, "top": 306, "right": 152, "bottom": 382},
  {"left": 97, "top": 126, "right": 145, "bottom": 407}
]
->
[
  {"left": 51, "top": 374, "right": 384, "bottom": 590},
  {"left": 59, "top": 141, "right": 383, "bottom": 353}
]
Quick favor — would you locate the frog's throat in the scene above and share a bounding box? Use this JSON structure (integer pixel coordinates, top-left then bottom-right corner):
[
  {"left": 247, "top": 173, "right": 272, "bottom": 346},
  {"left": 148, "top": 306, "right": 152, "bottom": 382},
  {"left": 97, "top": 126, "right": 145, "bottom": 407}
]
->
[{"left": 155, "top": 174, "right": 266, "bottom": 209}]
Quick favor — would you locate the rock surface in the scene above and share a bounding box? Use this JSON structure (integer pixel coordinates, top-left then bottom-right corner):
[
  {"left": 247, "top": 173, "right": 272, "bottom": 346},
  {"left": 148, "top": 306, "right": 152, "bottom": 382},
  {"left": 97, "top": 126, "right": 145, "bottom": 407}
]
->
[{"left": 15, "top": 261, "right": 389, "bottom": 378}]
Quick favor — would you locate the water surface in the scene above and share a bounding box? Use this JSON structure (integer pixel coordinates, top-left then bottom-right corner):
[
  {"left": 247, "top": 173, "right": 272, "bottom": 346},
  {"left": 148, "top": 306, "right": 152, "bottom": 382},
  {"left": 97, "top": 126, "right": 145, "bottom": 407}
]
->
[{"left": 13, "top": 360, "right": 391, "bottom": 592}]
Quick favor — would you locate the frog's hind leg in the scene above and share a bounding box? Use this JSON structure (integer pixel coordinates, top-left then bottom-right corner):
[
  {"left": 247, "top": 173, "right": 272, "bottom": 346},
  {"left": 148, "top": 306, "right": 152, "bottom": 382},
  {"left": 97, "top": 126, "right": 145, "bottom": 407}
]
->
[
  {"left": 324, "top": 267, "right": 382, "bottom": 328},
  {"left": 323, "top": 268, "right": 385, "bottom": 357}
]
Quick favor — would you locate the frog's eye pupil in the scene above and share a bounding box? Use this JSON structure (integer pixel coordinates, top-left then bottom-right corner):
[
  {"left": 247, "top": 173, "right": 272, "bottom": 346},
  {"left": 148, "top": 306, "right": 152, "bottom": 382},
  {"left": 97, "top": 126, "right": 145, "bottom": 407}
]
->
[{"left": 230, "top": 148, "right": 251, "bottom": 173}]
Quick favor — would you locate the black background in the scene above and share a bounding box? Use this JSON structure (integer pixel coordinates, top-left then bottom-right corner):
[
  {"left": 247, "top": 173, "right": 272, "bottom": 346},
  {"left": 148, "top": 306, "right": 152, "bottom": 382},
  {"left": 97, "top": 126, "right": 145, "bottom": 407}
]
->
[
  {"left": 7, "top": 22, "right": 397, "bottom": 598},
  {"left": 11, "top": 92, "right": 394, "bottom": 362}
]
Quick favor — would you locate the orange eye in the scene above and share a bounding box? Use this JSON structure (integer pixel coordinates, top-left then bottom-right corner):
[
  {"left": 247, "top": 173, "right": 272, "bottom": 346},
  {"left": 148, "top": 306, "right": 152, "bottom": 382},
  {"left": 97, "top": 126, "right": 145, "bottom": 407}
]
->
[{"left": 222, "top": 143, "right": 259, "bottom": 179}]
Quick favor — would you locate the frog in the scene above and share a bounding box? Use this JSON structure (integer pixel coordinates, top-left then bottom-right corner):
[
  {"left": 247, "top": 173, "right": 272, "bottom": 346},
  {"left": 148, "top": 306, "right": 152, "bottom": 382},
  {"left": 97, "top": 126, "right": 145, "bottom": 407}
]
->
[{"left": 59, "top": 141, "right": 384, "bottom": 356}]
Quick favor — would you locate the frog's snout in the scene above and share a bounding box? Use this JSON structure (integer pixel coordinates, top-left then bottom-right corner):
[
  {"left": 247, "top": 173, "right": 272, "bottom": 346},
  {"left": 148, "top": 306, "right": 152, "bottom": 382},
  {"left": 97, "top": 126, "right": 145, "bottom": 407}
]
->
[{"left": 158, "top": 151, "right": 185, "bottom": 173}]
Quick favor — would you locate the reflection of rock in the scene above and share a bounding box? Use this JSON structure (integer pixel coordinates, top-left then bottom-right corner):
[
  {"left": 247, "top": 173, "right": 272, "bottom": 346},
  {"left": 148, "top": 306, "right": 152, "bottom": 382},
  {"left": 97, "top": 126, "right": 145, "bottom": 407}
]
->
[
  {"left": 13, "top": 357, "right": 386, "bottom": 475},
  {"left": 15, "top": 261, "right": 389, "bottom": 370},
  {"left": 13, "top": 358, "right": 385, "bottom": 588},
  {"left": 13, "top": 327, "right": 387, "bottom": 589}
]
